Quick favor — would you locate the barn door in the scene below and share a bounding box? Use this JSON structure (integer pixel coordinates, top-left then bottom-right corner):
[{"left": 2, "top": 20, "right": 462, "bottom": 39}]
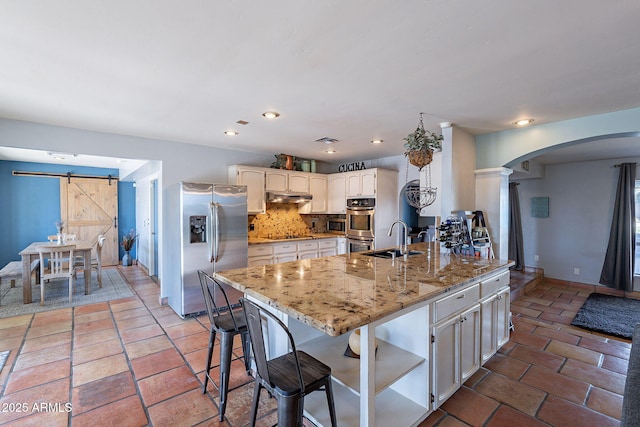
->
[{"left": 60, "top": 177, "right": 119, "bottom": 266}]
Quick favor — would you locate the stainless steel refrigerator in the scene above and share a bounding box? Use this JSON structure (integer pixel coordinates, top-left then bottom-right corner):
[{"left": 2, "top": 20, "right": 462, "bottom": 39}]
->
[{"left": 166, "top": 182, "right": 247, "bottom": 317}]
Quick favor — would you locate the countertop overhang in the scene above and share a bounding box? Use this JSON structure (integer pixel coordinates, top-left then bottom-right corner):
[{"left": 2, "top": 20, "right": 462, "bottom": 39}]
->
[{"left": 215, "top": 242, "right": 514, "bottom": 337}]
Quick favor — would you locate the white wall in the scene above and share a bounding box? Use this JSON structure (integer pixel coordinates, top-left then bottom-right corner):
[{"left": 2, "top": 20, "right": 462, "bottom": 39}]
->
[{"left": 515, "top": 157, "right": 640, "bottom": 285}]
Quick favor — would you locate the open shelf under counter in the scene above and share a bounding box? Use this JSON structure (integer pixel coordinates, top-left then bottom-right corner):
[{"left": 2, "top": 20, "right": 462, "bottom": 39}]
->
[
  {"left": 297, "top": 332, "right": 425, "bottom": 395},
  {"left": 304, "top": 381, "right": 430, "bottom": 427}
]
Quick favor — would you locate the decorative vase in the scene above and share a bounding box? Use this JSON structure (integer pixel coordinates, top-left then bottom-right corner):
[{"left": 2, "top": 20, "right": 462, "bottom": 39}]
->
[
  {"left": 57, "top": 233, "right": 63, "bottom": 245},
  {"left": 407, "top": 149, "right": 434, "bottom": 169},
  {"left": 122, "top": 251, "right": 132, "bottom": 266}
]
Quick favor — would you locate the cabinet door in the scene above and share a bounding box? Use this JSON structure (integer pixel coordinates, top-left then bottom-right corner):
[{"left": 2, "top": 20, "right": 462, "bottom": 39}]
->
[
  {"left": 480, "top": 295, "right": 498, "bottom": 364},
  {"left": 496, "top": 288, "right": 510, "bottom": 348},
  {"left": 265, "top": 171, "right": 288, "bottom": 192},
  {"left": 298, "top": 251, "right": 318, "bottom": 260},
  {"left": 460, "top": 304, "right": 481, "bottom": 382},
  {"left": 274, "top": 254, "right": 297, "bottom": 263},
  {"left": 360, "top": 170, "right": 376, "bottom": 197},
  {"left": 432, "top": 315, "right": 460, "bottom": 409},
  {"left": 309, "top": 175, "right": 327, "bottom": 213},
  {"left": 288, "top": 173, "right": 310, "bottom": 193},
  {"left": 319, "top": 248, "right": 337, "bottom": 257},
  {"left": 345, "top": 172, "right": 361, "bottom": 197},
  {"left": 236, "top": 168, "right": 265, "bottom": 214},
  {"left": 327, "top": 174, "right": 346, "bottom": 214},
  {"left": 248, "top": 256, "right": 273, "bottom": 267},
  {"left": 336, "top": 237, "right": 347, "bottom": 254}
]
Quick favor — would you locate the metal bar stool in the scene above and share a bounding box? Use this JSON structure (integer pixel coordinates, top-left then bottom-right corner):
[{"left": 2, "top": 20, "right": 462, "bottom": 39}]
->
[
  {"left": 198, "top": 270, "right": 251, "bottom": 421},
  {"left": 241, "top": 297, "right": 337, "bottom": 427}
]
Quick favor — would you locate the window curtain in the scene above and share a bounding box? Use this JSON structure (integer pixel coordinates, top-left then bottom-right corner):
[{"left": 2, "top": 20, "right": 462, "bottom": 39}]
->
[
  {"left": 508, "top": 182, "right": 524, "bottom": 271},
  {"left": 600, "top": 162, "right": 637, "bottom": 291}
]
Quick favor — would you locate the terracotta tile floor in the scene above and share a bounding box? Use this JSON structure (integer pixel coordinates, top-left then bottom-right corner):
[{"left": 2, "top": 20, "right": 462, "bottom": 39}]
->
[{"left": 0, "top": 266, "right": 633, "bottom": 426}]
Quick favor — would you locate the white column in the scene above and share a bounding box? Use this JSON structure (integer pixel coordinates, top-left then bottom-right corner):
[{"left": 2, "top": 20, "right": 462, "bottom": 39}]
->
[{"left": 474, "top": 168, "right": 512, "bottom": 260}]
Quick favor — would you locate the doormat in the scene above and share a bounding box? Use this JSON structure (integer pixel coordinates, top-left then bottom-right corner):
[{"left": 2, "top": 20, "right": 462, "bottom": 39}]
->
[
  {"left": 571, "top": 293, "right": 640, "bottom": 339},
  {"left": 0, "top": 351, "right": 9, "bottom": 372}
]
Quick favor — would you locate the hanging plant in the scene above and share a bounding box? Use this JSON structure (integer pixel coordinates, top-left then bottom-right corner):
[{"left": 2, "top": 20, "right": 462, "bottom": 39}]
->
[{"left": 403, "top": 113, "right": 443, "bottom": 169}]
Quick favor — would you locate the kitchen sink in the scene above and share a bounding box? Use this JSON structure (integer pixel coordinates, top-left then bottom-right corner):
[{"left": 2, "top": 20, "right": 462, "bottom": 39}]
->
[{"left": 363, "top": 249, "right": 424, "bottom": 258}]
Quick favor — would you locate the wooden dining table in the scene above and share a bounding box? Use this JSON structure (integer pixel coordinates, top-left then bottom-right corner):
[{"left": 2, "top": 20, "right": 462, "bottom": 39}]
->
[{"left": 19, "top": 240, "right": 94, "bottom": 304}]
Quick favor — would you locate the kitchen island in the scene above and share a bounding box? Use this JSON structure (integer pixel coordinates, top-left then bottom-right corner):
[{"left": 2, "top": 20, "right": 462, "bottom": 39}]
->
[{"left": 215, "top": 242, "right": 514, "bottom": 426}]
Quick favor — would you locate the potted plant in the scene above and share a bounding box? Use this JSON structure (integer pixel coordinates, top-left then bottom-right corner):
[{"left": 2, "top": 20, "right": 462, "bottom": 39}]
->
[
  {"left": 403, "top": 113, "right": 443, "bottom": 169},
  {"left": 121, "top": 229, "right": 137, "bottom": 266}
]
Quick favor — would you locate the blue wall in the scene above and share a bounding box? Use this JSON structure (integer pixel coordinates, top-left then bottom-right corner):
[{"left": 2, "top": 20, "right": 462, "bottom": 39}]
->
[{"left": 0, "top": 160, "right": 136, "bottom": 266}]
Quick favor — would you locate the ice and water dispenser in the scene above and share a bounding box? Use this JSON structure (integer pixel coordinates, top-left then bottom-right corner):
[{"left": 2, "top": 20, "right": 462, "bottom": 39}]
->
[{"left": 190, "top": 215, "right": 207, "bottom": 243}]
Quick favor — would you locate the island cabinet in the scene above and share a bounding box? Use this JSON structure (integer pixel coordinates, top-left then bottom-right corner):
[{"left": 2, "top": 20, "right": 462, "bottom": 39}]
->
[
  {"left": 480, "top": 271, "right": 511, "bottom": 363},
  {"left": 431, "top": 284, "right": 481, "bottom": 409}
]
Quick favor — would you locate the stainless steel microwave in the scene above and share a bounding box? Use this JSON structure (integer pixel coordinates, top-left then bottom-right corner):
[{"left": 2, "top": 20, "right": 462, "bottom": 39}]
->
[{"left": 327, "top": 218, "right": 346, "bottom": 234}]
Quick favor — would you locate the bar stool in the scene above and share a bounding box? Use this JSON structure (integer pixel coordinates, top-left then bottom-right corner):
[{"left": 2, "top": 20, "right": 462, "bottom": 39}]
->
[
  {"left": 197, "top": 270, "right": 251, "bottom": 421},
  {"left": 241, "top": 298, "right": 337, "bottom": 427}
]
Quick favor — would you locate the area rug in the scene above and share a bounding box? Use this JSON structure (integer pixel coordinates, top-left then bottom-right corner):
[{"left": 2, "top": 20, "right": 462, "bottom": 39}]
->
[
  {"left": 0, "top": 268, "right": 134, "bottom": 318},
  {"left": 571, "top": 293, "right": 640, "bottom": 339}
]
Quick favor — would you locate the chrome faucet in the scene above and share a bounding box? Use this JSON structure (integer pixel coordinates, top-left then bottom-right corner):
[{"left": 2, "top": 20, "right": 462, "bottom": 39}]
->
[
  {"left": 417, "top": 229, "right": 432, "bottom": 258},
  {"left": 387, "top": 220, "right": 409, "bottom": 257}
]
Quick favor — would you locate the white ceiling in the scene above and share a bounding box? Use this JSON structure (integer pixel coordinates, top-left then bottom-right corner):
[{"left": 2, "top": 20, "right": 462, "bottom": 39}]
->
[{"left": 1, "top": 1, "right": 640, "bottom": 168}]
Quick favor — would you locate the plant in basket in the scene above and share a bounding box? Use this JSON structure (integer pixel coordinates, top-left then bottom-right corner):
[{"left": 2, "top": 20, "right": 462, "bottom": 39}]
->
[{"left": 403, "top": 113, "right": 443, "bottom": 169}]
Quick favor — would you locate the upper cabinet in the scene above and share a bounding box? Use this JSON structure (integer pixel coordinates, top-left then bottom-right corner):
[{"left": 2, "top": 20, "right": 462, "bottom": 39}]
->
[
  {"left": 327, "top": 174, "right": 346, "bottom": 214},
  {"left": 266, "top": 170, "right": 310, "bottom": 193},
  {"left": 345, "top": 170, "right": 376, "bottom": 197},
  {"left": 308, "top": 175, "right": 327, "bottom": 213},
  {"left": 228, "top": 165, "right": 266, "bottom": 214}
]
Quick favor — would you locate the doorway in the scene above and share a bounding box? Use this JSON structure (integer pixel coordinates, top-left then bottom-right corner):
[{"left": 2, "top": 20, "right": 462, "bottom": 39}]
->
[{"left": 149, "top": 178, "right": 159, "bottom": 280}]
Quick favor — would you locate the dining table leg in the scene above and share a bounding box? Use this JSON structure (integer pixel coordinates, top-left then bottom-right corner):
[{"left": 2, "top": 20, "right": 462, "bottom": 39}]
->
[{"left": 21, "top": 255, "right": 32, "bottom": 304}]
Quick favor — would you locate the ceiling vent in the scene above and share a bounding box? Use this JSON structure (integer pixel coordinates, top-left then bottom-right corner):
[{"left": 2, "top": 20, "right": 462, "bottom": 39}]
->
[{"left": 315, "top": 137, "right": 339, "bottom": 144}]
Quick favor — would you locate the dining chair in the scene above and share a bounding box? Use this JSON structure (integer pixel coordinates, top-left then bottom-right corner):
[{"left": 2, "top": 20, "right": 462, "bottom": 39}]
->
[
  {"left": 240, "top": 298, "right": 337, "bottom": 427},
  {"left": 37, "top": 244, "right": 77, "bottom": 306},
  {"left": 197, "top": 270, "right": 251, "bottom": 422},
  {"left": 89, "top": 234, "right": 106, "bottom": 287}
]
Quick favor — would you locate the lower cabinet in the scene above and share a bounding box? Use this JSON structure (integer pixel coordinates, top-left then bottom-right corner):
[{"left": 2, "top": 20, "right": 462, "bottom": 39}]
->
[
  {"left": 248, "top": 238, "right": 340, "bottom": 265},
  {"left": 480, "top": 286, "right": 510, "bottom": 363},
  {"left": 431, "top": 303, "right": 480, "bottom": 409}
]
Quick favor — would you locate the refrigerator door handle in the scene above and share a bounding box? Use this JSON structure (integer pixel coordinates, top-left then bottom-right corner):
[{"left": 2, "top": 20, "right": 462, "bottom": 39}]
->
[
  {"left": 207, "top": 202, "right": 214, "bottom": 262},
  {"left": 211, "top": 202, "right": 220, "bottom": 262}
]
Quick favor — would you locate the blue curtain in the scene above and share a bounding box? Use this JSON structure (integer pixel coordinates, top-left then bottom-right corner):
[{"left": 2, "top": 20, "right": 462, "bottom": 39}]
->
[{"left": 599, "top": 163, "right": 636, "bottom": 291}]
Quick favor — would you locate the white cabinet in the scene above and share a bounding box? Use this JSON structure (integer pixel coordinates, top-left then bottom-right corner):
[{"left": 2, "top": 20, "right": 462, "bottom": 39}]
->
[
  {"left": 345, "top": 170, "right": 376, "bottom": 197},
  {"left": 297, "top": 240, "right": 319, "bottom": 259},
  {"left": 317, "top": 238, "right": 337, "bottom": 257},
  {"left": 273, "top": 242, "right": 297, "bottom": 263},
  {"left": 248, "top": 244, "right": 273, "bottom": 266},
  {"left": 336, "top": 237, "right": 347, "bottom": 255},
  {"left": 327, "top": 174, "right": 346, "bottom": 214},
  {"left": 308, "top": 175, "right": 327, "bottom": 213},
  {"left": 266, "top": 170, "right": 310, "bottom": 193},
  {"left": 228, "top": 166, "right": 266, "bottom": 214},
  {"left": 431, "top": 284, "right": 481, "bottom": 409},
  {"left": 479, "top": 271, "right": 510, "bottom": 364}
]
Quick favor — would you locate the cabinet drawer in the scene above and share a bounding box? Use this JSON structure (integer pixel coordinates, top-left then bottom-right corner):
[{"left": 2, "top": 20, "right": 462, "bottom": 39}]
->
[
  {"left": 480, "top": 271, "right": 510, "bottom": 298},
  {"left": 273, "top": 242, "right": 297, "bottom": 254},
  {"left": 434, "top": 283, "right": 480, "bottom": 323},
  {"left": 318, "top": 239, "right": 337, "bottom": 249},
  {"left": 298, "top": 241, "right": 319, "bottom": 252},
  {"left": 248, "top": 244, "right": 273, "bottom": 257}
]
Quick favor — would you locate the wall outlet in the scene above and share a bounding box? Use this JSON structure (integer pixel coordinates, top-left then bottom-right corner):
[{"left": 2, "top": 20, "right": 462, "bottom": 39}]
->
[
  {"left": 573, "top": 267, "right": 580, "bottom": 275},
  {"left": 534, "top": 254, "right": 539, "bottom": 261},
  {"left": 249, "top": 223, "right": 255, "bottom": 231}
]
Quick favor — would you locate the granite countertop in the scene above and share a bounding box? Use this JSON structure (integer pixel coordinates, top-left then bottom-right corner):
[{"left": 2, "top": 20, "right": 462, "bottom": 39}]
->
[
  {"left": 216, "top": 242, "right": 514, "bottom": 336},
  {"left": 248, "top": 233, "right": 343, "bottom": 244}
]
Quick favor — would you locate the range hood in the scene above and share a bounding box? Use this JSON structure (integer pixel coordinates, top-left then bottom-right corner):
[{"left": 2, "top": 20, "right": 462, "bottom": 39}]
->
[{"left": 266, "top": 191, "right": 313, "bottom": 204}]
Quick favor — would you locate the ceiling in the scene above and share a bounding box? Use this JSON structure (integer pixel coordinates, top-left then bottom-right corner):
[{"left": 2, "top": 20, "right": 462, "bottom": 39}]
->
[{"left": 1, "top": 1, "right": 640, "bottom": 168}]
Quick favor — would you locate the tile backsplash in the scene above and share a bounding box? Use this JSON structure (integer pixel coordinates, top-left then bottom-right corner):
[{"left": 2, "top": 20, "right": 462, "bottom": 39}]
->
[{"left": 248, "top": 203, "right": 332, "bottom": 239}]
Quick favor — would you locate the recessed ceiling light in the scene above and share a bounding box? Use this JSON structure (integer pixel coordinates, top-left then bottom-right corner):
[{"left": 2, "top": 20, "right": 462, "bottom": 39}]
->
[
  {"left": 315, "top": 137, "right": 339, "bottom": 145},
  {"left": 224, "top": 130, "right": 238, "bottom": 136},
  {"left": 514, "top": 119, "right": 534, "bottom": 127},
  {"left": 262, "top": 111, "right": 280, "bottom": 119},
  {"left": 371, "top": 139, "right": 383, "bottom": 144},
  {"left": 325, "top": 149, "right": 336, "bottom": 154}
]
